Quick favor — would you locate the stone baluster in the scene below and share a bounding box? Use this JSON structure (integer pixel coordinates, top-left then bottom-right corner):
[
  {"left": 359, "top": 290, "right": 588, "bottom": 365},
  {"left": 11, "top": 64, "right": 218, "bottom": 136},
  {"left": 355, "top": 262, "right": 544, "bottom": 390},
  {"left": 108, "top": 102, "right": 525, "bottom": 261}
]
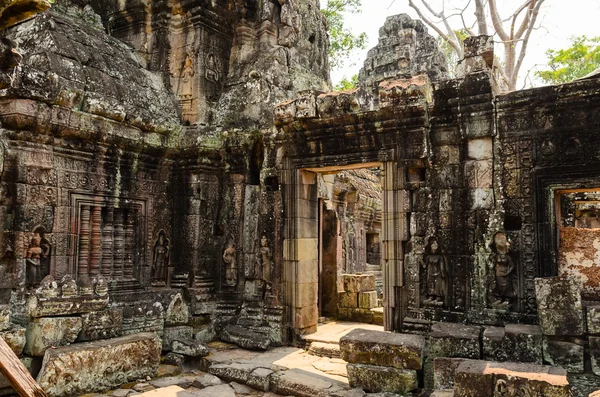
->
[
  {"left": 101, "top": 207, "right": 114, "bottom": 278},
  {"left": 89, "top": 205, "right": 102, "bottom": 276},
  {"left": 123, "top": 209, "right": 135, "bottom": 279},
  {"left": 78, "top": 205, "right": 91, "bottom": 277},
  {"left": 113, "top": 208, "right": 124, "bottom": 279}
]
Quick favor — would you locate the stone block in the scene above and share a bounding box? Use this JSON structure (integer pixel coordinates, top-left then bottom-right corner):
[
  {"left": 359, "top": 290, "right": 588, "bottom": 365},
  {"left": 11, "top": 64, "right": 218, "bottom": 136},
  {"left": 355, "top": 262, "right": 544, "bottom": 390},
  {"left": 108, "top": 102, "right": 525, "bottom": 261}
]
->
[
  {"left": 467, "top": 137, "right": 493, "bottom": 160},
  {"left": 25, "top": 293, "right": 109, "bottom": 318},
  {"left": 372, "top": 307, "right": 384, "bottom": 326},
  {"left": 482, "top": 324, "right": 542, "bottom": 364},
  {"left": 340, "top": 329, "right": 424, "bottom": 370},
  {"left": 25, "top": 317, "right": 82, "bottom": 356},
  {"left": 162, "top": 326, "right": 193, "bottom": 351},
  {"left": 0, "top": 324, "right": 26, "bottom": 356},
  {"left": 346, "top": 363, "right": 417, "bottom": 394},
  {"left": 378, "top": 75, "right": 432, "bottom": 108},
  {"left": 247, "top": 367, "right": 274, "bottom": 392},
  {"left": 164, "top": 352, "right": 185, "bottom": 366},
  {"left": 453, "top": 360, "right": 570, "bottom": 397},
  {"left": 78, "top": 308, "right": 123, "bottom": 342},
  {"left": 429, "top": 322, "right": 481, "bottom": 359},
  {"left": 221, "top": 325, "right": 271, "bottom": 350},
  {"left": 535, "top": 277, "right": 584, "bottom": 336},
  {"left": 338, "top": 292, "right": 358, "bottom": 308},
  {"left": 543, "top": 338, "right": 584, "bottom": 374},
  {"left": 343, "top": 274, "right": 376, "bottom": 293},
  {"left": 588, "top": 305, "right": 600, "bottom": 335},
  {"left": 270, "top": 369, "right": 334, "bottom": 397},
  {"left": 358, "top": 292, "right": 378, "bottom": 309},
  {"left": 433, "top": 357, "right": 472, "bottom": 391},
  {"left": 589, "top": 336, "right": 600, "bottom": 375},
  {"left": 0, "top": 305, "right": 10, "bottom": 331},
  {"left": 165, "top": 293, "right": 189, "bottom": 326},
  {"left": 36, "top": 333, "right": 161, "bottom": 397},
  {"left": 171, "top": 338, "right": 209, "bottom": 357}
]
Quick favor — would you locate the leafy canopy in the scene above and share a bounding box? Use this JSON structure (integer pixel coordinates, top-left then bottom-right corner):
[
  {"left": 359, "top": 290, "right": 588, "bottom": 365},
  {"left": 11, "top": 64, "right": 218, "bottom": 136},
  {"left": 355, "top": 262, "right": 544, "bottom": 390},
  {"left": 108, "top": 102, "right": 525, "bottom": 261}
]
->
[
  {"left": 536, "top": 36, "right": 600, "bottom": 84},
  {"left": 334, "top": 74, "right": 359, "bottom": 91},
  {"left": 321, "top": 0, "right": 367, "bottom": 70}
]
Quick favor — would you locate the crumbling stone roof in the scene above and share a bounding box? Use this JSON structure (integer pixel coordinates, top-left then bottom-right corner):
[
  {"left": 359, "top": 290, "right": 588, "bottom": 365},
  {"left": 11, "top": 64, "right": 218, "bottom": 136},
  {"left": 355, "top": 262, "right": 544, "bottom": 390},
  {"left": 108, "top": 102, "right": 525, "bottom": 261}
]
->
[{"left": 5, "top": 8, "right": 179, "bottom": 134}]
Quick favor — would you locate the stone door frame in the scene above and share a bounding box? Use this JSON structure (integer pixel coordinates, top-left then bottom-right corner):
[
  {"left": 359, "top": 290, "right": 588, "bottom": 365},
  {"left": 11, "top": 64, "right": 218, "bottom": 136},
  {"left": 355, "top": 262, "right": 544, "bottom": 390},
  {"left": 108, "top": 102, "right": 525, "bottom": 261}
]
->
[{"left": 279, "top": 150, "right": 408, "bottom": 339}]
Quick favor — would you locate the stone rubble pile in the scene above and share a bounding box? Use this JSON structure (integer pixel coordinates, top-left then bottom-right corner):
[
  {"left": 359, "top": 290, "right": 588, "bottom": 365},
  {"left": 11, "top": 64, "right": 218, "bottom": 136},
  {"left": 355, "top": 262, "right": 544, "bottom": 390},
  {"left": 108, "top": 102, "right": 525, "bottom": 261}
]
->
[{"left": 337, "top": 275, "right": 382, "bottom": 325}]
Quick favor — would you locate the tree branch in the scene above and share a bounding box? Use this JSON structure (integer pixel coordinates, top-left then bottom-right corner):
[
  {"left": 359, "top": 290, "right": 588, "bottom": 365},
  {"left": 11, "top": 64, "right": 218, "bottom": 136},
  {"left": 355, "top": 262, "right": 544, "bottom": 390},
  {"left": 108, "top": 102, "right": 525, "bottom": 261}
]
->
[
  {"left": 488, "top": 0, "right": 508, "bottom": 41},
  {"left": 513, "top": 0, "right": 545, "bottom": 85},
  {"left": 474, "top": 0, "right": 488, "bottom": 35},
  {"left": 408, "top": 0, "right": 464, "bottom": 58}
]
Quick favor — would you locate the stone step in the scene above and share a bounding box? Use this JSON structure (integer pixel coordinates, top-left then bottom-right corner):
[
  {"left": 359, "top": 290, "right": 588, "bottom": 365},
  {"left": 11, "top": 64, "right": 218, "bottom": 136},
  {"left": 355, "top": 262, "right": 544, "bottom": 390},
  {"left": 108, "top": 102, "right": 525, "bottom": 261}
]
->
[
  {"left": 221, "top": 325, "right": 271, "bottom": 350},
  {"left": 307, "top": 341, "right": 341, "bottom": 358}
]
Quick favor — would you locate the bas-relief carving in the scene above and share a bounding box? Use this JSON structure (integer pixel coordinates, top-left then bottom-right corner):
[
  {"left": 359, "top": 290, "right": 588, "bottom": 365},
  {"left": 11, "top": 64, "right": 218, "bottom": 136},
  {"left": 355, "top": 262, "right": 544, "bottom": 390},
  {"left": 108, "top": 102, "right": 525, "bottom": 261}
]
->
[
  {"left": 490, "top": 231, "right": 517, "bottom": 309},
  {"left": 222, "top": 240, "right": 237, "bottom": 287},
  {"left": 151, "top": 231, "right": 170, "bottom": 285},
  {"left": 25, "top": 229, "right": 51, "bottom": 287},
  {"left": 420, "top": 237, "right": 448, "bottom": 307}
]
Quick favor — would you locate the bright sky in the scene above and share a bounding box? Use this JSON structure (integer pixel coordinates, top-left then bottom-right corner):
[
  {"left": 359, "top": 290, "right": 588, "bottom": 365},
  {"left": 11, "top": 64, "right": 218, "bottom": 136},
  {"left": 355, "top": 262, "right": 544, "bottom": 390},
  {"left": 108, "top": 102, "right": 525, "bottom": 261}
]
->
[{"left": 327, "top": 0, "right": 600, "bottom": 88}]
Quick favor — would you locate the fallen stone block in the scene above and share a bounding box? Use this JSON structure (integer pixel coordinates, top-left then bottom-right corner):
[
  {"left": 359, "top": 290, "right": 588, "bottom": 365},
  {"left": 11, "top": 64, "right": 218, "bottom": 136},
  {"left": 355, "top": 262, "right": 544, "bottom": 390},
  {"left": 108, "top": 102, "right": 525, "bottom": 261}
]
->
[
  {"left": 208, "top": 363, "right": 258, "bottom": 384},
  {"left": 482, "top": 324, "right": 542, "bottom": 364},
  {"left": 453, "top": 360, "right": 571, "bottom": 397},
  {"left": 171, "top": 338, "right": 209, "bottom": 357},
  {"left": 37, "top": 333, "right": 161, "bottom": 397},
  {"left": 162, "top": 325, "right": 193, "bottom": 351},
  {"left": 0, "top": 324, "right": 25, "bottom": 356},
  {"left": 79, "top": 308, "right": 123, "bottom": 342},
  {"left": 589, "top": 336, "right": 600, "bottom": 376},
  {"left": 308, "top": 341, "right": 341, "bottom": 358},
  {"left": 339, "top": 292, "right": 358, "bottom": 308},
  {"left": 430, "top": 391, "right": 454, "bottom": 397},
  {"left": 358, "top": 292, "right": 378, "bottom": 309},
  {"left": 543, "top": 338, "right": 584, "bottom": 374},
  {"left": 429, "top": 322, "right": 481, "bottom": 359},
  {"left": 433, "top": 357, "right": 474, "bottom": 391},
  {"left": 270, "top": 369, "right": 333, "bottom": 397},
  {"left": 588, "top": 305, "right": 600, "bottom": 335},
  {"left": 25, "top": 316, "right": 82, "bottom": 356},
  {"left": 221, "top": 325, "right": 271, "bottom": 350},
  {"left": 347, "top": 363, "right": 417, "bottom": 394},
  {"left": 247, "top": 367, "right": 274, "bottom": 392},
  {"left": 192, "top": 373, "right": 223, "bottom": 388},
  {"left": 343, "top": 274, "right": 376, "bottom": 293},
  {"left": 165, "top": 293, "right": 189, "bottom": 326},
  {"left": 150, "top": 376, "right": 194, "bottom": 389},
  {"left": 164, "top": 352, "right": 185, "bottom": 366},
  {"left": 340, "top": 329, "right": 424, "bottom": 370},
  {"left": 136, "top": 385, "right": 195, "bottom": 397},
  {"left": 535, "top": 277, "right": 584, "bottom": 336}
]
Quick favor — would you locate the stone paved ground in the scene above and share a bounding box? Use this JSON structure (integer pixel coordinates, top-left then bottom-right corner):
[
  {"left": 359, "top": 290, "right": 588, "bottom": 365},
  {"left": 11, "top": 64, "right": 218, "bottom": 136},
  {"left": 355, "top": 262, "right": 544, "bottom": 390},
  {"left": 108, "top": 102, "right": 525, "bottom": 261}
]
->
[{"left": 79, "top": 322, "right": 404, "bottom": 397}]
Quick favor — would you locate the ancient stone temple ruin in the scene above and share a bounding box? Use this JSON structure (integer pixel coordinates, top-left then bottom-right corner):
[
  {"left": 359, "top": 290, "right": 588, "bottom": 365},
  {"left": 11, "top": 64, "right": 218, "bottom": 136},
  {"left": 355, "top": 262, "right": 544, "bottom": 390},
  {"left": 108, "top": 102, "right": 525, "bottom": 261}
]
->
[{"left": 0, "top": 1, "right": 598, "bottom": 396}]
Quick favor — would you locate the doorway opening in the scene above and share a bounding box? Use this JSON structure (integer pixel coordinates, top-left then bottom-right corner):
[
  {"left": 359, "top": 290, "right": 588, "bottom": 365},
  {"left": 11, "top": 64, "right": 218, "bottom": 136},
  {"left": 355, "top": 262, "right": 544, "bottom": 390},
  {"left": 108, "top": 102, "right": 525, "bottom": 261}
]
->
[{"left": 316, "top": 167, "right": 385, "bottom": 326}]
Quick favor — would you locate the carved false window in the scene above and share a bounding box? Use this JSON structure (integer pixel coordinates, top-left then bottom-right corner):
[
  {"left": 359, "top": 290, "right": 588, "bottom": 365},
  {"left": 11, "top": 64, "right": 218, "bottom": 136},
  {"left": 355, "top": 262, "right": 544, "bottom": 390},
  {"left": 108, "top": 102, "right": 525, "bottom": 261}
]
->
[{"left": 70, "top": 193, "right": 146, "bottom": 288}]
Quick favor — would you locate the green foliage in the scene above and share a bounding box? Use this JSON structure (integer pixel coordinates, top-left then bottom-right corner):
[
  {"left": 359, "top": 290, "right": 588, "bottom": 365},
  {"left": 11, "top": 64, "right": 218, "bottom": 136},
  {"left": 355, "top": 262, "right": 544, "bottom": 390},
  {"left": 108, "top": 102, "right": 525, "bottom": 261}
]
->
[
  {"left": 334, "top": 74, "right": 358, "bottom": 91},
  {"left": 536, "top": 36, "right": 600, "bottom": 84},
  {"left": 437, "top": 29, "right": 469, "bottom": 77},
  {"left": 321, "top": 0, "right": 367, "bottom": 69}
]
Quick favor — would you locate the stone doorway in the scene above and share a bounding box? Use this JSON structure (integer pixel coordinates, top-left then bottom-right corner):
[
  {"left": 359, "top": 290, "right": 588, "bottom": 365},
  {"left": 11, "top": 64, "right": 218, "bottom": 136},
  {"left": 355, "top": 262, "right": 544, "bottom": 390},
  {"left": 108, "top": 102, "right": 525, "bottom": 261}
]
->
[{"left": 280, "top": 159, "right": 408, "bottom": 341}]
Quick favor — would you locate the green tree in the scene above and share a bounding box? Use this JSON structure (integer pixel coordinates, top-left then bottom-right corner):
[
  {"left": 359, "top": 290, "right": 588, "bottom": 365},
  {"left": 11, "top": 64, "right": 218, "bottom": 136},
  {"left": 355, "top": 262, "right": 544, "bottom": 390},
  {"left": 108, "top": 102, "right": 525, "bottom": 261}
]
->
[
  {"left": 437, "top": 29, "right": 469, "bottom": 78},
  {"left": 536, "top": 36, "right": 600, "bottom": 85},
  {"left": 321, "top": 0, "right": 367, "bottom": 70},
  {"left": 334, "top": 74, "right": 359, "bottom": 91}
]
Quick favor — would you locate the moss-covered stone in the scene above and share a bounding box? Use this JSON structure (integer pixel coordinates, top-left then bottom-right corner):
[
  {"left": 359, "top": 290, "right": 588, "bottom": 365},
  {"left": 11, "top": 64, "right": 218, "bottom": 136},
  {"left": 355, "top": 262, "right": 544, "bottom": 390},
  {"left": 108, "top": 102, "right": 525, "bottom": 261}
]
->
[{"left": 347, "top": 363, "right": 417, "bottom": 394}]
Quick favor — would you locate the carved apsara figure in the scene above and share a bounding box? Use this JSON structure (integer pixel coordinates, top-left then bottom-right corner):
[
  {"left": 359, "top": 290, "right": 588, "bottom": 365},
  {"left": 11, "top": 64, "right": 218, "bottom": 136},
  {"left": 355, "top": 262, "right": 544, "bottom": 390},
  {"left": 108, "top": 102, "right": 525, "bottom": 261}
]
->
[
  {"left": 420, "top": 237, "right": 448, "bottom": 305},
  {"left": 152, "top": 232, "right": 170, "bottom": 282},
  {"left": 180, "top": 54, "right": 195, "bottom": 98},
  {"left": 205, "top": 54, "right": 220, "bottom": 101},
  {"left": 260, "top": 235, "right": 272, "bottom": 287},
  {"left": 26, "top": 233, "right": 50, "bottom": 286},
  {"left": 223, "top": 240, "right": 237, "bottom": 287},
  {"left": 490, "top": 232, "right": 516, "bottom": 306}
]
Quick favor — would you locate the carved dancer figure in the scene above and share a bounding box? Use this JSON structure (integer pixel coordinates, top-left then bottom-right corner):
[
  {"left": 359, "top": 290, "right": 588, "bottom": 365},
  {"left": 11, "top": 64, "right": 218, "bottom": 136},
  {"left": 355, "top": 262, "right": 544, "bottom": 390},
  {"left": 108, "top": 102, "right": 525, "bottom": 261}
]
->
[
  {"left": 490, "top": 231, "right": 516, "bottom": 306},
  {"left": 223, "top": 241, "right": 237, "bottom": 286},
  {"left": 152, "top": 232, "right": 170, "bottom": 282},
  {"left": 26, "top": 233, "right": 49, "bottom": 286},
  {"left": 260, "top": 235, "right": 272, "bottom": 288},
  {"left": 421, "top": 237, "right": 448, "bottom": 305}
]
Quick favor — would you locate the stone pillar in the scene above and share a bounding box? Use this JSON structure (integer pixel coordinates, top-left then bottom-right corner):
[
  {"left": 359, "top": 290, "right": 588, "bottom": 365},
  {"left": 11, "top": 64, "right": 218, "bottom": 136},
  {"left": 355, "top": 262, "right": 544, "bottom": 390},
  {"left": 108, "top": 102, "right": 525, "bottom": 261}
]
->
[
  {"left": 89, "top": 205, "right": 102, "bottom": 277},
  {"left": 123, "top": 210, "right": 135, "bottom": 280},
  {"left": 101, "top": 207, "right": 114, "bottom": 278},
  {"left": 113, "top": 208, "right": 124, "bottom": 279},
  {"left": 78, "top": 205, "right": 91, "bottom": 277}
]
